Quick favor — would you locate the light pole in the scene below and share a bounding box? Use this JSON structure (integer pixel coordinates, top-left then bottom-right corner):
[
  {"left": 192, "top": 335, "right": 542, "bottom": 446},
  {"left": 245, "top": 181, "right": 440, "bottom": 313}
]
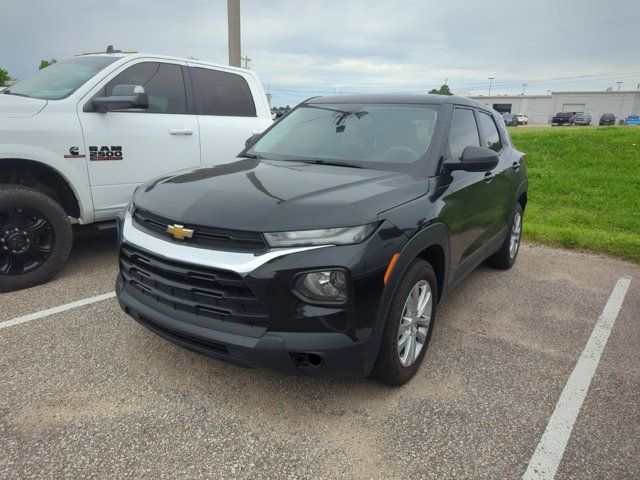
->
[
  {"left": 616, "top": 81, "right": 623, "bottom": 91},
  {"left": 227, "top": 0, "right": 241, "bottom": 68},
  {"left": 488, "top": 77, "right": 495, "bottom": 97}
]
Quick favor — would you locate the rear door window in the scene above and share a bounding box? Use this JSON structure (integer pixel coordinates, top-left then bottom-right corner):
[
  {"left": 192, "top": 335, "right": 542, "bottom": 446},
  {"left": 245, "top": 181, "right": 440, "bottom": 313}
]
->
[
  {"left": 102, "top": 62, "right": 187, "bottom": 114},
  {"left": 477, "top": 112, "right": 503, "bottom": 152},
  {"left": 448, "top": 108, "right": 480, "bottom": 160},
  {"left": 190, "top": 67, "right": 256, "bottom": 117}
]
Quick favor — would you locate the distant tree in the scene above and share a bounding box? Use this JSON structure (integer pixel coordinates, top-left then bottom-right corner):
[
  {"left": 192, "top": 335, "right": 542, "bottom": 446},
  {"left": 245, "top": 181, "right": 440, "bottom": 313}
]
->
[
  {"left": 39, "top": 59, "right": 57, "bottom": 70},
  {"left": 0, "top": 68, "right": 10, "bottom": 85},
  {"left": 284, "top": 105, "right": 291, "bottom": 111},
  {"left": 428, "top": 84, "right": 453, "bottom": 96}
]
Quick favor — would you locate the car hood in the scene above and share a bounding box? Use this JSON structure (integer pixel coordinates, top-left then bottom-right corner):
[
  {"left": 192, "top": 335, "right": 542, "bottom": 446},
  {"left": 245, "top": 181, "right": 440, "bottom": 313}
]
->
[
  {"left": 134, "top": 158, "right": 428, "bottom": 231},
  {"left": 0, "top": 94, "right": 47, "bottom": 118}
]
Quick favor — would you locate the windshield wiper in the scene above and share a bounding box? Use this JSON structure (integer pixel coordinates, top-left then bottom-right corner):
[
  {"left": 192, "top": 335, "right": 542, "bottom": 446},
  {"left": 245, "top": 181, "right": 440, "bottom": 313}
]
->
[
  {"left": 300, "top": 159, "right": 364, "bottom": 169},
  {"left": 238, "top": 152, "right": 264, "bottom": 159},
  {"left": 2, "top": 90, "right": 31, "bottom": 98}
]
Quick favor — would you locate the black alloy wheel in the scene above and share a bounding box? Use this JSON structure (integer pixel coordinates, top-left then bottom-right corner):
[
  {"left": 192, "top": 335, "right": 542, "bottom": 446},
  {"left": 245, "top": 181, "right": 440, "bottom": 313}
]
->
[
  {"left": 0, "top": 185, "right": 73, "bottom": 292},
  {"left": 0, "top": 206, "right": 56, "bottom": 275}
]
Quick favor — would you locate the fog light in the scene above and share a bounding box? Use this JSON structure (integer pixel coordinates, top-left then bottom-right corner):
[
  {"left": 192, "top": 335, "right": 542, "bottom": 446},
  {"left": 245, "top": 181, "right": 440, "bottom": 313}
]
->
[{"left": 294, "top": 270, "right": 348, "bottom": 303}]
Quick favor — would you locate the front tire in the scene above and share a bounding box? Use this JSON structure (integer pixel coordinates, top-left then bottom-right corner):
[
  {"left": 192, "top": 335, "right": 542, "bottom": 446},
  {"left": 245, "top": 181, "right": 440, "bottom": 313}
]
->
[
  {"left": 373, "top": 259, "right": 438, "bottom": 385},
  {"left": 487, "top": 203, "right": 523, "bottom": 270},
  {"left": 0, "top": 185, "right": 73, "bottom": 292}
]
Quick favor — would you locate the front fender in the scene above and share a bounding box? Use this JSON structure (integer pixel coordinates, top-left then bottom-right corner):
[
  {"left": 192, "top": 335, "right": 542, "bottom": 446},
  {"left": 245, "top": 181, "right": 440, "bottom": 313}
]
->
[{"left": 0, "top": 144, "right": 93, "bottom": 223}]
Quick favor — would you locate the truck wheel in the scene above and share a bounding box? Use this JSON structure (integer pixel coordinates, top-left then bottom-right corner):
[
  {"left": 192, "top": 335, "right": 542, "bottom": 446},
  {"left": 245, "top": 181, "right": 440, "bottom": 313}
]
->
[
  {"left": 487, "top": 203, "right": 523, "bottom": 270},
  {"left": 373, "top": 258, "right": 438, "bottom": 385},
  {"left": 0, "top": 185, "right": 73, "bottom": 292}
]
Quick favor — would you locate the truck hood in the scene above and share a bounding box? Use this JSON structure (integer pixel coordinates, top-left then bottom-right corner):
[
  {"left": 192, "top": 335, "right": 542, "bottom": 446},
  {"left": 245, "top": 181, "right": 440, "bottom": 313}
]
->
[
  {"left": 134, "top": 158, "right": 428, "bottom": 232},
  {"left": 0, "top": 94, "right": 47, "bottom": 118}
]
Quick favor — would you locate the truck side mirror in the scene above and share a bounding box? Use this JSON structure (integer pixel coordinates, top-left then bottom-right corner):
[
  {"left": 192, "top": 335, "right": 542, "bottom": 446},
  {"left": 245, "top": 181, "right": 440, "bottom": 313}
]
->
[{"left": 89, "top": 85, "right": 149, "bottom": 113}]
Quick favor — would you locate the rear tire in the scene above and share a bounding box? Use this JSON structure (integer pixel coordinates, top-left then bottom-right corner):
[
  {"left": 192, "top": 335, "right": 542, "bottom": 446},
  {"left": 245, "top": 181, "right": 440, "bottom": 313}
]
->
[
  {"left": 0, "top": 185, "right": 73, "bottom": 292},
  {"left": 373, "top": 259, "right": 438, "bottom": 386},
  {"left": 487, "top": 203, "right": 523, "bottom": 270}
]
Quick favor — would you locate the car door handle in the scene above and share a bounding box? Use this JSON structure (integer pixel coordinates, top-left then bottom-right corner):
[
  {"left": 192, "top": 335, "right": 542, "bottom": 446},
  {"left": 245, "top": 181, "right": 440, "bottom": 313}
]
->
[
  {"left": 511, "top": 161, "right": 520, "bottom": 171},
  {"left": 168, "top": 128, "right": 193, "bottom": 135},
  {"left": 483, "top": 171, "right": 495, "bottom": 182}
]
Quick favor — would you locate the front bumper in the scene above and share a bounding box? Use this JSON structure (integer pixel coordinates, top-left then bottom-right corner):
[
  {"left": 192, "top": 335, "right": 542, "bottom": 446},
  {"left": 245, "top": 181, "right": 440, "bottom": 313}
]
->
[
  {"left": 117, "top": 274, "right": 378, "bottom": 377},
  {"left": 115, "top": 211, "right": 406, "bottom": 377}
]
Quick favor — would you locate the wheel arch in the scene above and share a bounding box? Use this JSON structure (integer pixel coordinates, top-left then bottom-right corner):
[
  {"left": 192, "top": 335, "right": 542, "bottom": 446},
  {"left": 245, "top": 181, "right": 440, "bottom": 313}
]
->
[{"left": 0, "top": 158, "right": 81, "bottom": 219}]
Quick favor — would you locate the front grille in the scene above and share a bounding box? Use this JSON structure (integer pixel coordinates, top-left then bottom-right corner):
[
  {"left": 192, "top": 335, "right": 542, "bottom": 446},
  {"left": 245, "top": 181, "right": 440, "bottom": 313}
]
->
[
  {"left": 133, "top": 208, "right": 267, "bottom": 253},
  {"left": 120, "top": 244, "right": 269, "bottom": 330}
]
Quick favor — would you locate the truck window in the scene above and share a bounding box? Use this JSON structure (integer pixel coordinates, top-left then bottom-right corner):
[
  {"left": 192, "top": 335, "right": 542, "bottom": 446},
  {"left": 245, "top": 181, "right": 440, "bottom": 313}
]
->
[
  {"left": 102, "top": 62, "right": 187, "bottom": 114},
  {"left": 190, "top": 67, "right": 257, "bottom": 117},
  {"left": 448, "top": 108, "right": 480, "bottom": 160},
  {"left": 477, "top": 112, "right": 503, "bottom": 152}
]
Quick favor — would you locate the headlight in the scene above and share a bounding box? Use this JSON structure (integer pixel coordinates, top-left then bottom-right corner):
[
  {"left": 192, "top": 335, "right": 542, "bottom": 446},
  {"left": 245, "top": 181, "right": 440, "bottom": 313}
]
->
[
  {"left": 264, "top": 223, "right": 377, "bottom": 247},
  {"left": 294, "top": 270, "right": 348, "bottom": 303}
]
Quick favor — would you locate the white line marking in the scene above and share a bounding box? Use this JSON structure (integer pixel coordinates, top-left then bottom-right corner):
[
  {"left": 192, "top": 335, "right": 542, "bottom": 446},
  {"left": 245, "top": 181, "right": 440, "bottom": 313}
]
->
[
  {"left": 523, "top": 277, "right": 632, "bottom": 480},
  {"left": 0, "top": 292, "right": 116, "bottom": 330}
]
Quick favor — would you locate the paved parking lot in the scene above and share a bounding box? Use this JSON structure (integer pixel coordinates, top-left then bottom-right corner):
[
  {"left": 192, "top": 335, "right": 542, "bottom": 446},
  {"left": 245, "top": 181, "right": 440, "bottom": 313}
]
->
[{"left": 1, "top": 230, "right": 638, "bottom": 479}]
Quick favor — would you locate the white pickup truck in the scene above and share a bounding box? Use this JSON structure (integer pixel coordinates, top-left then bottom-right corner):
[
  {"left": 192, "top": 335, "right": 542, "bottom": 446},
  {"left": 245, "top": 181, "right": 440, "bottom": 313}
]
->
[{"left": 0, "top": 48, "right": 272, "bottom": 291}]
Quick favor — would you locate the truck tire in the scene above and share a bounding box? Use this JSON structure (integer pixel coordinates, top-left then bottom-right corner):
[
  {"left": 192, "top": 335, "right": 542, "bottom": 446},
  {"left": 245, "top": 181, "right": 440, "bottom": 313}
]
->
[
  {"left": 0, "top": 185, "right": 73, "bottom": 292},
  {"left": 373, "top": 258, "right": 438, "bottom": 385}
]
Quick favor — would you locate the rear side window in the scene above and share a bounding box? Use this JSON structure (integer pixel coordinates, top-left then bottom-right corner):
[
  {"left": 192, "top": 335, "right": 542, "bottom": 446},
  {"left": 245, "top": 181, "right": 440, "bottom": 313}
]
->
[
  {"left": 190, "top": 67, "right": 256, "bottom": 117},
  {"left": 448, "top": 108, "right": 480, "bottom": 160},
  {"left": 477, "top": 112, "right": 503, "bottom": 152},
  {"left": 103, "top": 62, "right": 187, "bottom": 114}
]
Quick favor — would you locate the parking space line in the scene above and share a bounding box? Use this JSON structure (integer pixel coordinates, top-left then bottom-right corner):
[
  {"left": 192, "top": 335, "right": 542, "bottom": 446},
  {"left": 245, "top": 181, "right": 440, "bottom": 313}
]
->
[
  {"left": 523, "top": 277, "right": 632, "bottom": 480},
  {"left": 0, "top": 292, "right": 116, "bottom": 331}
]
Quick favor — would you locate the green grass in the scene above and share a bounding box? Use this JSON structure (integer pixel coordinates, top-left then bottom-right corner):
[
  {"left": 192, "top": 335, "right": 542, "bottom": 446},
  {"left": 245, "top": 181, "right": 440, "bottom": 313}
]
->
[{"left": 508, "top": 126, "right": 640, "bottom": 263}]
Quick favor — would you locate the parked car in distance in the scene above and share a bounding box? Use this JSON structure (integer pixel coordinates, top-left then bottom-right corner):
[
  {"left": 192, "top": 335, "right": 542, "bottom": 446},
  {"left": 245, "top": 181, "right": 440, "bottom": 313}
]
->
[
  {"left": 599, "top": 113, "right": 616, "bottom": 126},
  {"left": 516, "top": 113, "right": 528, "bottom": 125},
  {"left": 0, "top": 46, "right": 272, "bottom": 292},
  {"left": 551, "top": 112, "right": 574, "bottom": 126},
  {"left": 624, "top": 115, "right": 640, "bottom": 126},
  {"left": 116, "top": 94, "right": 528, "bottom": 385},
  {"left": 502, "top": 113, "right": 518, "bottom": 126},
  {"left": 573, "top": 113, "right": 591, "bottom": 126}
]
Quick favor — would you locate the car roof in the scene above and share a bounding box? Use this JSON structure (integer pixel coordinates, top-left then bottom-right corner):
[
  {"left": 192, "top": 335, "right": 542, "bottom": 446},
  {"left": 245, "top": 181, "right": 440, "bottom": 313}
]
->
[{"left": 306, "top": 93, "right": 490, "bottom": 109}]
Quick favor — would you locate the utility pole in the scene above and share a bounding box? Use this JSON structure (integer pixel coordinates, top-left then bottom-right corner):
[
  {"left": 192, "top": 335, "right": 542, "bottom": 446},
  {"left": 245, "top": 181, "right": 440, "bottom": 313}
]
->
[
  {"left": 488, "top": 77, "right": 495, "bottom": 97},
  {"left": 616, "top": 81, "right": 623, "bottom": 91},
  {"left": 521, "top": 83, "right": 527, "bottom": 96},
  {"left": 241, "top": 55, "right": 251, "bottom": 69},
  {"left": 227, "top": 0, "right": 241, "bottom": 67}
]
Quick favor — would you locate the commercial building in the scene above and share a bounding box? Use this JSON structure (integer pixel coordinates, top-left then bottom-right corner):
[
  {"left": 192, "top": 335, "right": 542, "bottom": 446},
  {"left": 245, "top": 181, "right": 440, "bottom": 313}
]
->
[{"left": 469, "top": 90, "right": 640, "bottom": 125}]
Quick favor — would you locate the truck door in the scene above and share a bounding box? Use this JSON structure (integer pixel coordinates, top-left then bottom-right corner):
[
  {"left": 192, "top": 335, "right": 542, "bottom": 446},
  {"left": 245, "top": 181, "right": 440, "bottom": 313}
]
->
[
  {"left": 77, "top": 60, "right": 200, "bottom": 220},
  {"left": 188, "top": 65, "right": 272, "bottom": 165}
]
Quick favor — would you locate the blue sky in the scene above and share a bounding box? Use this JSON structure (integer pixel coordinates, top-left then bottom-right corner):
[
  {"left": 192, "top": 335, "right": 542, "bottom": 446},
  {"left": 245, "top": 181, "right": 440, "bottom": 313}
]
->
[{"left": 2, "top": 0, "right": 639, "bottom": 107}]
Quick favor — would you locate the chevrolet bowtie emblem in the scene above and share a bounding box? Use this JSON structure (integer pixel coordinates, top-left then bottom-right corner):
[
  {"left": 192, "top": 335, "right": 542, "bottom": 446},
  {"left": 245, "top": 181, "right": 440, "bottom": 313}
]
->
[{"left": 166, "top": 224, "right": 194, "bottom": 240}]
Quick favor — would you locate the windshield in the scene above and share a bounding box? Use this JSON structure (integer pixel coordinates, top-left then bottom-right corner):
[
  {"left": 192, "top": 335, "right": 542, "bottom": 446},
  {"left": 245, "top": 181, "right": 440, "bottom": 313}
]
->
[
  {"left": 3, "top": 56, "right": 119, "bottom": 100},
  {"left": 249, "top": 103, "right": 438, "bottom": 172}
]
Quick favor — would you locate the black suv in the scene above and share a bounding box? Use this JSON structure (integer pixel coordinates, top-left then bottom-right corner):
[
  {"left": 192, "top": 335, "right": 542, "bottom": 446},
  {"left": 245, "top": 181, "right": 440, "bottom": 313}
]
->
[{"left": 116, "top": 94, "right": 528, "bottom": 385}]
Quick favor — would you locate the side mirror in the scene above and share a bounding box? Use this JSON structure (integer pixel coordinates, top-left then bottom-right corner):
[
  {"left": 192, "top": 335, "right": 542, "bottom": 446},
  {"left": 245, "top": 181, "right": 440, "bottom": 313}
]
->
[
  {"left": 245, "top": 133, "right": 262, "bottom": 148},
  {"left": 91, "top": 85, "right": 149, "bottom": 113},
  {"left": 444, "top": 146, "right": 499, "bottom": 172}
]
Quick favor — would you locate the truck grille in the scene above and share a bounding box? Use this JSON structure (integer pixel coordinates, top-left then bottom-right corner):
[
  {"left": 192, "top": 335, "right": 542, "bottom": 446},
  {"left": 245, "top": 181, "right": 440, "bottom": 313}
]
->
[
  {"left": 132, "top": 208, "right": 267, "bottom": 253},
  {"left": 119, "top": 244, "right": 269, "bottom": 330}
]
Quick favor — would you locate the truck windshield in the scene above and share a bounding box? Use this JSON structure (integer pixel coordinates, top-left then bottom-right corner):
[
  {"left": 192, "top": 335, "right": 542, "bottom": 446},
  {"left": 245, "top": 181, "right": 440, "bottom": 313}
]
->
[
  {"left": 3, "top": 56, "right": 120, "bottom": 100},
  {"left": 249, "top": 103, "right": 438, "bottom": 172}
]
